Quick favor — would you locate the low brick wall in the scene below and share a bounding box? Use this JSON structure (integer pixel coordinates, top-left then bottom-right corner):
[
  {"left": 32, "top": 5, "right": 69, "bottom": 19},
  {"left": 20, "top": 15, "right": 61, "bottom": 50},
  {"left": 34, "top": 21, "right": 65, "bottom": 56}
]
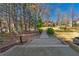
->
[{"left": 0, "top": 32, "right": 39, "bottom": 53}]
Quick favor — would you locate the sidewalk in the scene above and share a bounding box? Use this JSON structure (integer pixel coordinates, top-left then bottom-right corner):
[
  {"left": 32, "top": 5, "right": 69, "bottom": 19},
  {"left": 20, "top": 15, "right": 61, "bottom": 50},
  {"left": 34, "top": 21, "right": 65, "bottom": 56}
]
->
[
  {"left": 24, "top": 30, "right": 66, "bottom": 47},
  {"left": 0, "top": 30, "right": 79, "bottom": 56}
]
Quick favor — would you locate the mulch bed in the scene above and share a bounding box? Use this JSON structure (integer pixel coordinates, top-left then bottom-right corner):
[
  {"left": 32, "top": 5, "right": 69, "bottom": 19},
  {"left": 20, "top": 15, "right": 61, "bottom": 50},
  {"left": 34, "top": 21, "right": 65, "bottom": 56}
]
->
[{"left": 0, "top": 32, "right": 39, "bottom": 53}]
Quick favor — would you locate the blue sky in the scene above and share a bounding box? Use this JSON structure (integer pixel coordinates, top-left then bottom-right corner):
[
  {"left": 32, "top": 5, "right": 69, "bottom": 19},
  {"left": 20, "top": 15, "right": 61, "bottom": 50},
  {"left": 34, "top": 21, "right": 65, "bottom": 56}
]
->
[{"left": 45, "top": 3, "right": 79, "bottom": 22}]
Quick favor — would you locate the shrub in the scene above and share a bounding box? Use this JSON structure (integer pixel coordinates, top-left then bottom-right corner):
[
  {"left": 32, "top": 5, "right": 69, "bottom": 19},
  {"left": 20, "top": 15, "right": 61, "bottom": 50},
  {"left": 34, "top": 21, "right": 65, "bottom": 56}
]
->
[
  {"left": 38, "top": 28, "right": 43, "bottom": 34},
  {"left": 36, "top": 17, "right": 43, "bottom": 28},
  {"left": 47, "top": 28, "right": 55, "bottom": 34}
]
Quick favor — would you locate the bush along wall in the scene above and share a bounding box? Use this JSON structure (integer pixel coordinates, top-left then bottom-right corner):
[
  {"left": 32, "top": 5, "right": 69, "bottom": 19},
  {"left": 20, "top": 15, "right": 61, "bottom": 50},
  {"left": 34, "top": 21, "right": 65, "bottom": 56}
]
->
[
  {"left": 38, "top": 28, "right": 43, "bottom": 34},
  {"left": 47, "top": 28, "right": 55, "bottom": 35}
]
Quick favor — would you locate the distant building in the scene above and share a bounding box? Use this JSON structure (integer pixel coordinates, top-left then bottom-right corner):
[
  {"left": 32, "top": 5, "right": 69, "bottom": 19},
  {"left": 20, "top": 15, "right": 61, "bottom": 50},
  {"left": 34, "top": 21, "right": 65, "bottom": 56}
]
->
[
  {"left": 72, "top": 19, "right": 79, "bottom": 27},
  {"left": 43, "top": 20, "right": 53, "bottom": 27},
  {"left": 76, "top": 20, "right": 79, "bottom": 24}
]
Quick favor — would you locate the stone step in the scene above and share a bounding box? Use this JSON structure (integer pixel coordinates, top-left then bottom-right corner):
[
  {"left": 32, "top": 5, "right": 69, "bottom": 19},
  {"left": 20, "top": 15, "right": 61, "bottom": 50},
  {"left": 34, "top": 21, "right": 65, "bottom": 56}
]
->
[
  {"left": 23, "top": 45, "right": 69, "bottom": 47},
  {"left": 1, "top": 46, "right": 79, "bottom": 56}
]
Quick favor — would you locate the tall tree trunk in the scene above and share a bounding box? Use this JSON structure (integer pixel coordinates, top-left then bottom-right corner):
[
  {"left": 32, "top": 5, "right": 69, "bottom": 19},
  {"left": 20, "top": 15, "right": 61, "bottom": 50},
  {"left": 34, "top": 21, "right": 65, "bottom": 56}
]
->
[
  {"left": 12, "top": 4, "right": 18, "bottom": 33},
  {"left": 8, "top": 3, "right": 11, "bottom": 33},
  {"left": 22, "top": 4, "right": 28, "bottom": 31}
]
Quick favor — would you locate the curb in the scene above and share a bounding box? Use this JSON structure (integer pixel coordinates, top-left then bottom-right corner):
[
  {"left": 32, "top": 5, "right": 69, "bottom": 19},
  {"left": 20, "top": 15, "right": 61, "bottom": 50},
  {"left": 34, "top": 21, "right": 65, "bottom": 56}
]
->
[{"left": 67, "top": 41, "right": 79, "bottom": 53}]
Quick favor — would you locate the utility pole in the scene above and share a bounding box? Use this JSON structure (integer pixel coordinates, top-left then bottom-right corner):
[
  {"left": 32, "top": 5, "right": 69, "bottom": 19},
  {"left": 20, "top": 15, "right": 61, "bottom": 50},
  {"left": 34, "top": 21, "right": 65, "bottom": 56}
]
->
[
  {"left": 57, "top": 8, "right": 61, "bottom": 26},
  {"left": 71, "top": 4, "right": 74, "bottom": 27}
]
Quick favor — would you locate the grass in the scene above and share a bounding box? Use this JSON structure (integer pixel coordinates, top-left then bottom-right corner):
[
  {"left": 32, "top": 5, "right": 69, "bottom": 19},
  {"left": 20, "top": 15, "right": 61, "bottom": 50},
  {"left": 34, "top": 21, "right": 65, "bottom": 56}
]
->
[
  {"left": 55, "top": 31, "right": 79, "bottom": 41},
  {"left": 55, "top": 29, "right": 73, "bottom": 32},
  {"left": 53, "top": 27, "right": 79, "bottom": 41}
]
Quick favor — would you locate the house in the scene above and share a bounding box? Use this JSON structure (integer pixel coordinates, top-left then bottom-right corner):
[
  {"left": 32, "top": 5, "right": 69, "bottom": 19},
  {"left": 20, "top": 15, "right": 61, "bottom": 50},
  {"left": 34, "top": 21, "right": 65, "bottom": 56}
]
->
[
  {"left": 72, "top": 19, "right": 79, "bottom": 27},
  {"left": 43, "top": 20, "right": 53, "bottom": 27}
]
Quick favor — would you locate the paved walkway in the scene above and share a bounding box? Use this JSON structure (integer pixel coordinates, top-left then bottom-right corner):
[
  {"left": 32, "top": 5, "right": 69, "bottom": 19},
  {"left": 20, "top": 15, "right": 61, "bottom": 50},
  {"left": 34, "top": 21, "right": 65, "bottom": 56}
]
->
[
  {"left": 0, "top": 31, "right": 79, "bottom": 56},
  {"left": 24, "top": 31, "right": 67, "bottom": 47}
]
